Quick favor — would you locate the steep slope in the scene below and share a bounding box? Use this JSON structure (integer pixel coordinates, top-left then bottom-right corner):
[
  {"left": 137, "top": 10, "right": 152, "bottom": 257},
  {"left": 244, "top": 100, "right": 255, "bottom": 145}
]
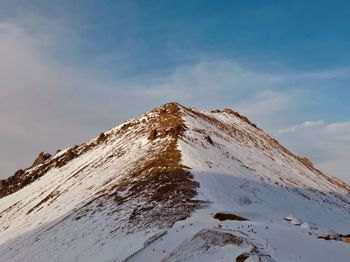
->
[
  {"left": 0, "top": 103, "right": 349, "bottom": 262},
  {"left": 180, "top": 106, "right": 350, "bottom": 218}
]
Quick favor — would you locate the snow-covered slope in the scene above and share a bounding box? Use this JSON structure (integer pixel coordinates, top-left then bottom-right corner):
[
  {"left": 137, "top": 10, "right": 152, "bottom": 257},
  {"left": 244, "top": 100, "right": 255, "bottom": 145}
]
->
[{"left": 0, "top": 102, "right": 349, "bottom": 262}]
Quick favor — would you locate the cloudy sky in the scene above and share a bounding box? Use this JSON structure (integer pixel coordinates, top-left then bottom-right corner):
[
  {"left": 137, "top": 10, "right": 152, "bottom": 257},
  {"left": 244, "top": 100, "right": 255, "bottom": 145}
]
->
[{"left": 0, "top": 0, "right": 349, "bottom": 182}]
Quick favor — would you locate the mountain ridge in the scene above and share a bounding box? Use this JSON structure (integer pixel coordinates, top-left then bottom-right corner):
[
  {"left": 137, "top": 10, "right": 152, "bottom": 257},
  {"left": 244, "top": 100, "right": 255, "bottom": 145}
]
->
[
  {"left": 2, "top": 102, "right": 347, "bottom": 198},
  {"left": 0, "top": 102, "right": 349, "bottom": 262}
]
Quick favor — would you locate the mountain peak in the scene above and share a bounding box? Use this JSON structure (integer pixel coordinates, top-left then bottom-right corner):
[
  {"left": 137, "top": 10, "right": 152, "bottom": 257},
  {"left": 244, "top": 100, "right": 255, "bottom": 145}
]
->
[
  {"left": 1, "top": 104, "right": 350, "bottom": 262},
  {"left": 147, "top": 102, "right": 186, "bottom": 140}
]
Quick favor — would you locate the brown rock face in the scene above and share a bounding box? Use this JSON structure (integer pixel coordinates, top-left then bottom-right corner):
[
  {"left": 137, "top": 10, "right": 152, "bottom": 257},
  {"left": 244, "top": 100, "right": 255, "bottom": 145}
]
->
[
  {"left": 31, "top": 152, "right": 52, "bottom": 168},
  {"left": 299, "top": 157, "right": 314, "bottom": 169},
  {"left": 204, "top": 135, "right": 214, "bottom": 145},
  {"left": 0, "top": 169, "right": 29, "bottom": 198},
  {"left": 166, "top": 124, "right": 186, "bottom": 138},
  {"left": 104, "top": 102, "right": 203, "bottom": 229},
  {"left": 214, "top": 212, "right": 248, "bottom": 221},
  {"left": 97, "top": 133, "right": 107, "bottom": 143},
  {"left": 148, "top": 129, "right": 158, "bottom": 140}
]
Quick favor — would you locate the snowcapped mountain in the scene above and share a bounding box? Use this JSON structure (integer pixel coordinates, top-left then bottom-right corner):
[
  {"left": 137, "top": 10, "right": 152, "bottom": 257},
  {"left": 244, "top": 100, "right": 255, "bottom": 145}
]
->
[{"left": 0, "top": 102, "right": 349, "bottom": 262}]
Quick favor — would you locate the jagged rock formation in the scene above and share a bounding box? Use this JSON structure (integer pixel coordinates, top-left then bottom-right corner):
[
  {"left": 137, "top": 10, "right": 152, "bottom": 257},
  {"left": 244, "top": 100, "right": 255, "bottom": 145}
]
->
[{"left": 31, "top": 152, "right": 52, "bottom": 167}]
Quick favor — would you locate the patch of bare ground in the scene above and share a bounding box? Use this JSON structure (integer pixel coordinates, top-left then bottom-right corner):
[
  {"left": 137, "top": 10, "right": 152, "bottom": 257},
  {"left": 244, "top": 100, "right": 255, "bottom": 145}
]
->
[
  {"left": 102, "top": 103, "right": 205, "bottom": 230},
  {"left": 27, "top": 190, "right": 60, "bottom": 214},
  {"left": 214, "top": 212, "right": 248, "bottom": 221}
]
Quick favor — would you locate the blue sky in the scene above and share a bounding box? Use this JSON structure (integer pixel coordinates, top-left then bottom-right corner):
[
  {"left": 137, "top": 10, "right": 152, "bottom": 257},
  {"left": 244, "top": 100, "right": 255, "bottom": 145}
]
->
[
  {"left": 4, "top": 1, "right": 350, "bottom": 70},
  {"left": 0, "top": 1, "right": 349, "bottom": 181}
]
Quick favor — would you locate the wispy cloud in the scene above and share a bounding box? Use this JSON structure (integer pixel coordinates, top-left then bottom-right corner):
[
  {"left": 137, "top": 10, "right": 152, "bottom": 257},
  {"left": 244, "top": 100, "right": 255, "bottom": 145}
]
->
[
  {"left": 0, "top": 22, "right": 132, "bottom": 177},
  {"left": 278, "top": 120, "right": 325, "bottom": 134},
  {"left": 277, "top": 120, "right": 350, "bottom": 182}
]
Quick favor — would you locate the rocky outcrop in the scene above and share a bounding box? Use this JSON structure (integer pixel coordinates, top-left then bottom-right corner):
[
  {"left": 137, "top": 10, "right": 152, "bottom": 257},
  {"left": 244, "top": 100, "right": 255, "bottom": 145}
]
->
[
  {"left": 204, "top": 135, "right": 214, "bottom": 145},
  {"left": 31, "top": 152, "right": 52, "bottom": 168},
  {"left": 0, "top": 132, "right": 111, "bottom": 199},
  {"left": 299, "top": 157, "right": 314, "bottom": 169},
  {"left": 148, "top": 129, "right": 158, "bottom": 140},
  {"left": 96, "top": 133, "right": 107, "bottom": 144},
  {"left": 0, "top": 169, "right": 29, "bottom": 198},
  {"left": 211, "top": 108, "right": 258, "bottom": 128}
]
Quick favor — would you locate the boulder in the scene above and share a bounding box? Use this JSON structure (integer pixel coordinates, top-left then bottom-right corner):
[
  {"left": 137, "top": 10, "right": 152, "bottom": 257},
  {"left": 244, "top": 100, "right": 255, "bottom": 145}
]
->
[{"left": 148, "top": 129, "right": 158, "bottom": 140}]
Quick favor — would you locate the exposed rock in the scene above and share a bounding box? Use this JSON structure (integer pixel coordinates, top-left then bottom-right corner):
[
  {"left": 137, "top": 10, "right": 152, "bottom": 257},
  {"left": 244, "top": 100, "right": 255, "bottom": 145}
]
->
[
  {"left": 204, "top": 135, "right": 214, "bottom": 145},
  {"left": 299, "top": 157, "right": 314, "bottom": 169},
  {"left": 236, "top": 245, "right": 276, "bottom": 262},
  {"left": 214, "top": 212, "right": 248, "bottom": 221},
  {"left": 14, "top": 169, "right": 25, "bottom": 176},
  {"left": 166, "top": 124, "right": 186, "bottom": 138},
  {"left": 107, "top": 102, "right": 203, "bottom": 230},
  {"left": 0, "top": 169, "right": 28, "bottom": 197},
  {"left": 1, "top": 136, "right": 111, "bottom": 199},
  {"left": 65, "top": 149, "right": 77, "bottom": 162},
  {"left": 318, "top": 231, "right": 341, "bottom": 240},
  {"left": 148, "top": 129, "right": 158, "bottom": 140},
  {"left": 31, "top": 152, "right": 52, "bottom": 168},
  {"left": 236, "top": 253, "right": 250, "bottom": 262},
  {"left": 223, "top": 108, "right": 240, "bottom": 115},
  {"left": 236, "top": 253, "right": 275, "bottom": 262},
  {"left": 97, "top": 133, "right": 107, "bottom": 143}
]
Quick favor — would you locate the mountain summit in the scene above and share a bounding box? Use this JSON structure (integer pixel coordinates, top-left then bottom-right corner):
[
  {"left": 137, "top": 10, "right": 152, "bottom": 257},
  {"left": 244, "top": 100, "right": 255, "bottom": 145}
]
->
[{"left": 0, "top": 103, "right": 349, "bottom": 262}]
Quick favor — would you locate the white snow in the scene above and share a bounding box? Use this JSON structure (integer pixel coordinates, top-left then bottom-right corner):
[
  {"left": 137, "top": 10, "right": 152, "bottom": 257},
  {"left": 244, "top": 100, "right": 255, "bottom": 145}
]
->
[{"left": 177, "top": 107, "right": 350, "bottom": 261}]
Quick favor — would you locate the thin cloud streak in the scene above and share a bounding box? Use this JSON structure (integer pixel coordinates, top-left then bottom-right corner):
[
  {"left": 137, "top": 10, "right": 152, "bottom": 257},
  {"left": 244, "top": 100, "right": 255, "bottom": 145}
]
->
[
  {"left": 278, "top": 120, "right": 325, "bottom": 134},
  {"left": 277, "top": 120, "right": 350, "bottom": 182}
]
